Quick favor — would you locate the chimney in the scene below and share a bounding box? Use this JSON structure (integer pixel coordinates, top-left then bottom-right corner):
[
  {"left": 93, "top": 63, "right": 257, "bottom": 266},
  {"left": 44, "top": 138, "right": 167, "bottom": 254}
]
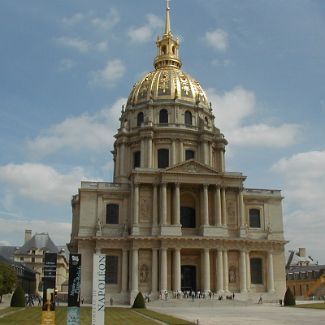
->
[
  {"left": 299, "top": 248, "right": 306, "bottom": 258},
  {"left": 25, "top": 230, "right": 32, "bottom": 243}
]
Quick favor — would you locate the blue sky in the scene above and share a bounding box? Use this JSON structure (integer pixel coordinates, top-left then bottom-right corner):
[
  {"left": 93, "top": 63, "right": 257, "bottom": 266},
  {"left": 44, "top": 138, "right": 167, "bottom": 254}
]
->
[{"left": 0, "top": 0, "right": 324, "bottom": 262}]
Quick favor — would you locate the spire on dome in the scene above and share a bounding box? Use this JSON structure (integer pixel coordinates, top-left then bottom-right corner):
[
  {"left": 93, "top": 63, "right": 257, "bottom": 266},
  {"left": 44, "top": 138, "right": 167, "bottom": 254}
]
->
[
  {"left": 154, "top": 0, "right": 182, "bottom": 70},
  {"left": 164, "top": 0, "right": 172, "bottom": 36}
]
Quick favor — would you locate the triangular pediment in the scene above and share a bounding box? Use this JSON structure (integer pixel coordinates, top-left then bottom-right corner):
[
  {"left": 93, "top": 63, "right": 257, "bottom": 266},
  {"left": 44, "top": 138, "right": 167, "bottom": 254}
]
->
[{"left": 164, "top": 159, "right": 219, "bottom": 175}]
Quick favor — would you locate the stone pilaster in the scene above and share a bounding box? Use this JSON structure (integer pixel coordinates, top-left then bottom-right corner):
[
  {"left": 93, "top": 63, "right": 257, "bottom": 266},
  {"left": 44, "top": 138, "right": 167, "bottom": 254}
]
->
[
  {"left": 267, "top": 251, "right": 275, "bottom": 292},
  {"left": 173, "top": 248, "right": 181, "bottom": 291},
  {"left": 160, "top": 248, "right": 167, "bottom": 292}
]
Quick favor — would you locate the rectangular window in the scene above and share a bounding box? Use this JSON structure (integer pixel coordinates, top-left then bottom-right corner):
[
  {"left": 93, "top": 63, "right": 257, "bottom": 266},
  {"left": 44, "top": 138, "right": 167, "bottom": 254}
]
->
[
  {"left": 185, "top": 150, "right": 195, "bottom": 160},
  {"left": 133, "top": 151, "right": 140, "bottom": 168},
  {"left": 249, "top": 209, "right": 261, "bottom": 228},
  {"left": 250, "top": 258, "right": 263, "bottom": 284},
  {"left": 106, "top": 204, "right": 119, "bottom": 224},
  {"left": 105, "top": 256, "right": 118, "bottom": 284},
  {"left": 158, "top": 149, "right": 169, "bottom": 168}
]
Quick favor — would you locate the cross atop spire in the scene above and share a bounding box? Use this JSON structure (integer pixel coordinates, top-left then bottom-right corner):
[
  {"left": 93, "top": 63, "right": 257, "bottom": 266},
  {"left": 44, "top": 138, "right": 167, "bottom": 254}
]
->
[{"left": 164, "top": 0, "right": 172, "bottom": 36}]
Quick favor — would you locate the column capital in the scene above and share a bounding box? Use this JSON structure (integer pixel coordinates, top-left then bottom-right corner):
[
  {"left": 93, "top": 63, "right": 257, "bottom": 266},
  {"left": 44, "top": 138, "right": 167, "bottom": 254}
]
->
[{"left": 174, "top": 247, "right": 181, "bottom": 252}]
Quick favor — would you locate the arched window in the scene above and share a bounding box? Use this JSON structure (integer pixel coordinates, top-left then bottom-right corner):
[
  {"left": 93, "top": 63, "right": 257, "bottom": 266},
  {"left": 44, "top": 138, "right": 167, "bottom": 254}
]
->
[
  {"left": 185, "top": 111, "right": 192, "bottom": 125},
  {"left": 250, "top": 258, "right": 263, "bottom": 284},
  {"left": 249, "top": 209, "right": 261, "bottom": 228},
  {"left": 137, "top": 112, "right": 144, "bottom": 127},
  {"left": 180, "top": 207, "right": 196, "bottom": 228},
  {"left": 159, "top": 109, "right": 168, "bottom": 124},
  {"left": 162, "top": 45, "right": 166, "bottom": 55},
  {"left": 185, "top": 150, "right": 195, "bottom": 160},
  {"left": 157, "top": 149, "right": 169, "bottom": 168},
  {"left": 106, "top": 204, "right": 119, "bottom": 224},
  {"left": 133, "top": 151, "right": 140, "bottom": 168}
]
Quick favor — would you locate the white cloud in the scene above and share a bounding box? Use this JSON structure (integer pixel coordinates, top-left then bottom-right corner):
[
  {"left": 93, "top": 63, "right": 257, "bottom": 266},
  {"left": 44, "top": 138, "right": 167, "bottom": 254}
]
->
[
  {"left": 204, "top": 29, "right": 229, "bottom": 51},
  {"left": 0, "top": 217, "right": 71, "bottom": 246},
  {"left": 0, "top": 163, "right": 89, "bottom": 203},
  {"left": 90, "top": 59, "right": 126, "bottom": 88},
  {"left": 26, "top": 98, "right": 126, "bottom": 158},
  {"left": 56, "top": 36, "right": 91, "bottom": 53},
  {"left": 96, "top": 41, "right": 108, "bottom": 52},
  {"left": 128, "top": 14, "right": 163, "bottom": 43},
  {"left": 91, "top": 8, "right": 120, "bottom": 30},
  {"left": 207, "top": 87, "right": 299, "bottom": 148},
  {"left": 272, "top": 151, "right": 325, "bottom": 262}
]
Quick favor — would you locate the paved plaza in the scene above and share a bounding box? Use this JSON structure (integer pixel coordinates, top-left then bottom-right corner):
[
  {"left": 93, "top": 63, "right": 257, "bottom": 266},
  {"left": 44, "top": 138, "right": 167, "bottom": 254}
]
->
[{"left": 150, "top": 303, "right": 325, "bottom": 325}]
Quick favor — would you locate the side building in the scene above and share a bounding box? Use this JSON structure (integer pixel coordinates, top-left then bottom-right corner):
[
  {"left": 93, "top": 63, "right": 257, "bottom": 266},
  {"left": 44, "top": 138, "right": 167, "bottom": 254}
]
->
[
  {"left": 69, "top": 3, "right": 287, "bottom": 304},
  {"left": 14, "top": 230, "right": 69, "bottom": 294},
  {"left": 286, "top": 248, "right": 325, "bottom": 299}
]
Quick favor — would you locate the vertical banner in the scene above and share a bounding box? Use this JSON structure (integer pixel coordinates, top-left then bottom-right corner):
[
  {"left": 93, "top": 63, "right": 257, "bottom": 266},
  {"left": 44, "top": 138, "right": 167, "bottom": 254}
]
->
[
  {"left": 91, "top": 254, "right": 106, "bottom": 325},
  {"left": 67, "top": 254, "right": 81, "bottom": 325},
  {"left": 41, "top": 253, "right": 57, "bottom": 325}
]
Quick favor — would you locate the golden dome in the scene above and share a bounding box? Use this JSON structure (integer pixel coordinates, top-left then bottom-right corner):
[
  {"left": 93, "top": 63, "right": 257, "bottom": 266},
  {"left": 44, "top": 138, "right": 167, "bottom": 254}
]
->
[
  {"left": 126, "top": 1, "right": 209, "bottom": 109},
  {"left": 127, "top": 68, "right": 209, "bottom": 108}
]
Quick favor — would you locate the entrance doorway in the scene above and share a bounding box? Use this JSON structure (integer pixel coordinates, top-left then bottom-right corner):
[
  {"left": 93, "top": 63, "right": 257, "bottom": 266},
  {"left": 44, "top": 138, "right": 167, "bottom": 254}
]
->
[{"left": 181, "top": 265, "right": 196, "bottom": 292}]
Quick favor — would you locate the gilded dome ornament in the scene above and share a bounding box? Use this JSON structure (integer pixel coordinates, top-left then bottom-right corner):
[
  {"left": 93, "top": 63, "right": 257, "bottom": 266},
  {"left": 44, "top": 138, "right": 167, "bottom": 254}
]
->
[{"left": 126, "top": 1, "right": 210, "bottom": 110}]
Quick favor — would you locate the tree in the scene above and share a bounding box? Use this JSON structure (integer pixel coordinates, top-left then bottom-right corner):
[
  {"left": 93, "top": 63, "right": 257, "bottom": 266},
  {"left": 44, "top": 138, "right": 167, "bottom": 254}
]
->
[
  {"left": 132, "top": 292, "right": 146, "bottom": 309},
  {"left": 10, "top": 286, "right": 25, "bottom": 307},
  {"left": 283, "top": 287, "right": 296, "bottom": 306},
  {"left": 0, "top": 262, "right": 17, "bottom": 303}
]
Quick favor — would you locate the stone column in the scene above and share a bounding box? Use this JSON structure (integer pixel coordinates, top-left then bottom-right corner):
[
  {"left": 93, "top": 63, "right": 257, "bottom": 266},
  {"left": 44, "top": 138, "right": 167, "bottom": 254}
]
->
[
  {"left": 140, "top": 139, "right": 145, "bottom": 167},
  {"left": 216, "top": 249, "right": 224, "bottom": 292},
  {"left": 173, "top": 183, "right": 180, "bottom": 225},
  {"left": 151, "top": 248, "right": 158, "bottom": 294},
  {"left": 203, "top": 248, "right": 210, "bottom": 292},
  {"left": 239, "top": 190, "right": 245, "bottom": 228},
  {"left": 223, "top": 249, "right": 229, "bottom": 292},
  {"left": 203, "top": 185, "right": 209, "bottom": 226},
  {"left": 215, "top": 186, "right": 222, "bottom": 226},
  {"left": 120, "top": 143, "right": 125, "bottom": 175},
  {"left": 267, "top": 251, "right": 275, "bottom": 292},
  {"left": 160, "top": 183, "right": 167, "bottom": 225},
  {"left": 172, "top": 140, "right": 176, "bottom": 165},
  {"left": 148, "top": 138, "right": 153, "bottom": 168},
  {"left": 209, "top": 143, "right": 213, "bottom": 166},
  {"left": 173, "top": 248, "right": 181, "bottom": 292},
  {"left": 220, "top": 150, "right": 225, "bottom": 172},
  {"left": 179, "top": 141, "right": 184, "bottom": 162},
  {"left": 133, "top": 184, "right": 139, "bottom": 225},
  {"left": 239, "top": 250, "right": 247, "bottom": 293},
  {"left": 246, "top": 251, "right": 251, "bottom": 291},
  {"left": 221, "top": 188, "right": 227, "bottom": 226},
  {"left": 121, "top": 249, "right": 128, "bottom": 292},
  {"left": 152, "top": 185, "right": 158, "bottom": 229},
  {"left": 131, "top": 248, "right": 138, "bottom": 293},
  {"left": 160, "top": 248, "right": 167, "bottom": 292}
]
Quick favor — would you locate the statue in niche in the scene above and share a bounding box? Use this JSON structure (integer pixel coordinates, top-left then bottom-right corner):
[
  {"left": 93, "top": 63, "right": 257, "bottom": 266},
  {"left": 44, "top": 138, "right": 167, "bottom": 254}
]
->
[
  {"left": 140, "top": 264, "right": 149, "bottom": 283},
  {"left": 96, "top": 217, "right": 102, "bottom": 236},
  {"left": 229, "top": 266, "right": 236, "bottom": 283}
]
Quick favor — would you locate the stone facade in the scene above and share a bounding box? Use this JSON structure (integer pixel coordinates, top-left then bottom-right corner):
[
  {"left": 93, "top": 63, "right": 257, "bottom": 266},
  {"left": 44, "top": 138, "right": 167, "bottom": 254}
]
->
[{"left": 69, "top": 4, "right": 287, "bottom": 304}]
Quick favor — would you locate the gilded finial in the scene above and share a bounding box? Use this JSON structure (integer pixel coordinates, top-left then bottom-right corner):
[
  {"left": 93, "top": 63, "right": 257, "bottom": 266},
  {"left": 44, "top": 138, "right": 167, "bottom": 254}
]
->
[{"left": 165, "top": 0, "right": 171, "bottom": 36}]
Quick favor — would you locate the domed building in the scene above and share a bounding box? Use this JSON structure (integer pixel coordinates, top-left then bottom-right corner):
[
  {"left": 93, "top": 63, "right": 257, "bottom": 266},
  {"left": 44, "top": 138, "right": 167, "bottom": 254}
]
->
[{"left": 70, "top": 3, "right": 286, "bottom": 304}]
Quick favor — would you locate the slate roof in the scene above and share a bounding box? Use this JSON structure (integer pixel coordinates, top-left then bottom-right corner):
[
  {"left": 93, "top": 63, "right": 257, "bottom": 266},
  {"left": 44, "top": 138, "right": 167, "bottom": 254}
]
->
[
  {"left": 16, "top": 233, "right": 59, "bottom": 254},
  {"left": 0, "top": 246, "right": 17, "bottom": 260}
]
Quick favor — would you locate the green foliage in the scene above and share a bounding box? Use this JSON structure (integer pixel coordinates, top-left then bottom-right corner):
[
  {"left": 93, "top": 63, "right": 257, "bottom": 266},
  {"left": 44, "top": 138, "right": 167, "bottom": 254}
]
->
[
  {"left": 0, "top": 262, "right": 17, "bottom": 302},
  {"left": 10, "top": 286, "right": 25, "bottom": 307},
  {"left": 284, "top": 287, "right": 296, "bottom": 306},
  {"left": 132, "top": 292, "right": 146, "bottom": 309}
]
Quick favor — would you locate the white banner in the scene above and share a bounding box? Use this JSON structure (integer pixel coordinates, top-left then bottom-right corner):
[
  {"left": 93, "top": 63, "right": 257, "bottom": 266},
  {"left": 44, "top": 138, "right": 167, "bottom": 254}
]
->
[{"left": 91, "top": 254, "right": 106, "bottom": 325}]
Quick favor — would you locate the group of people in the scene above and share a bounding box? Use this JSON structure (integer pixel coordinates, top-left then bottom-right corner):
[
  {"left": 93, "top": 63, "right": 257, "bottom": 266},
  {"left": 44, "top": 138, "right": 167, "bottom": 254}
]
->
[
  {"left": 25, "top": 294, "right": 42, "bottom": 307},
  {"left": 158, "top": 290, "right": 236, "bottom": 301}
]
